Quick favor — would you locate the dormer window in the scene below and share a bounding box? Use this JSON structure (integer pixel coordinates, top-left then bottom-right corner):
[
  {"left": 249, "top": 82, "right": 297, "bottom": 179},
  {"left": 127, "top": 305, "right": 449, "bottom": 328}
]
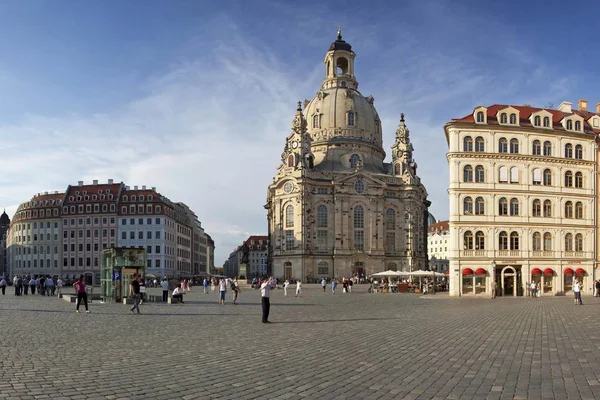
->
[
  {"left": 500, "top": 113, "right": 507, "bottom": 124},
  {"left": 509, "top": 114, "right": 517, "bottom": 124},
  {"left": 567, "top": 120, "right": 573, "bottom": 130},
  {"left": 575, "top": 121, "right": 581, "bottom": 131},
  {"left": 476, "top": 111, "right": 485, "bottom": 123},
  {"left": 312, "top": 114, "right": 320, "bottom": 129},
  {"left": 534, "top": 116, "right": 541, "bottom": 126},
  {"left": 347, "top": 112, "right": 355, "bottom": 127},
  {"left": 543, "top": 116, "right": 550, "bottom": 127}
]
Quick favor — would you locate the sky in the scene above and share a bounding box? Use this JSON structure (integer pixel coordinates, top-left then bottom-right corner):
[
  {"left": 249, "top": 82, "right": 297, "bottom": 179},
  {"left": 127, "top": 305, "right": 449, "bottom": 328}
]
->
[{"left": 0, "top": 0, "right": 598, "bottom": 266}]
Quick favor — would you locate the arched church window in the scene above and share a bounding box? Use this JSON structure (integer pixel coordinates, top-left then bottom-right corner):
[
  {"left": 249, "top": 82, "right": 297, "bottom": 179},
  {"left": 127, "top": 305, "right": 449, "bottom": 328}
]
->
[
  {"left": 350, "top": 154, "right": 361, "bottom": 168},
  {"left": 312, "top": 114, "right": 320, "bottom": 129},
  {"left": 285, "top": 205, "right": 294, "bottom": 228},
  {"left": 385, "top": 209, "right": 395, "bottom": 228},
  {"left": 317, "top": 205, "right": 328, "bottom": 228},
  {"left": 347, "top": 112, "right": 355, "bottom": 127},
  {"left": 353, "top": 205, "right": 364, "bottom": 251},
  {"left": 287, "top": 154, "right": 294, "bottom": 168}
]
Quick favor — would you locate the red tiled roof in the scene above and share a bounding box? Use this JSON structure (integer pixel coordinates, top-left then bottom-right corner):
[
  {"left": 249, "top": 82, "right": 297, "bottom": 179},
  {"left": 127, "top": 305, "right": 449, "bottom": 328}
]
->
[
  {"left": 119, "top": 188, "right": 162, "bottom": 202},
  {"left": 428, "top": 220, "right": 449, "bottom": 233},
  {"left": 452, "top": 104, "right": 600, "bottom": 135},
  {"left": 243, "top": 235, "right": 269, "bottom": 247},
  {"left": 64, "top": 183, "right": 123, "bottom": 204}
]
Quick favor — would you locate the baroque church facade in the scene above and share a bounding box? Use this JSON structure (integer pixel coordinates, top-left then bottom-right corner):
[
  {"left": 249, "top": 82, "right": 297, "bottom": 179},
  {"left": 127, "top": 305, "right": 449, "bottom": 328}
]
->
[{"left": 265, "top": 31, "right": 430, "bottom": 281}]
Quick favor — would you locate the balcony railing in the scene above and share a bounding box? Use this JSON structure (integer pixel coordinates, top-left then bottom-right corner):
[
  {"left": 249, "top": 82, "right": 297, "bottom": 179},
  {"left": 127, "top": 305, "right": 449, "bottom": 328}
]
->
[{"left": 532, "top": 251, "right": 554, "bottom": 257}]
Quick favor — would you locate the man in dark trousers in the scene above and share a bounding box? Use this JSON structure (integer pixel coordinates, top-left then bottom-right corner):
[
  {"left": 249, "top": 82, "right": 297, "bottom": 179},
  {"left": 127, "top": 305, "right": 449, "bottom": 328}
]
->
[
  {"left": 261, "top": 276, "right": 275, "bottom": 324},
  {"left": 129, "top": 274, "right": 141, "bottom": 314}
]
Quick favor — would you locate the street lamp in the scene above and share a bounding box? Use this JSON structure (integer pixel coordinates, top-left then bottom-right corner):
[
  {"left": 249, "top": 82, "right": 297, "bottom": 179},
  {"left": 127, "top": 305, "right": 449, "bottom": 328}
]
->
[{"left": 491, "top": 260, "right": 496, "bottom": 298}]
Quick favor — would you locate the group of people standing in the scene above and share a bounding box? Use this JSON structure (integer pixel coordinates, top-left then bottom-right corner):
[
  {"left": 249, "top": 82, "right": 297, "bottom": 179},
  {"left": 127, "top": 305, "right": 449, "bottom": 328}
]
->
[{"left": 4, "top": 275, "right": 63, "bottom": 297}]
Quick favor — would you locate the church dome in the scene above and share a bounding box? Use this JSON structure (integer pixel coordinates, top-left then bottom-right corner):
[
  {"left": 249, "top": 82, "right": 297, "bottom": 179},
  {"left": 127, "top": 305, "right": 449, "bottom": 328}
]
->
[
  {"left": 303, "top": 87, "right": 381, "bottom": 148},
  {"left": 0, "top": 210, "right": 9, "bottom": 225},
  {"left": 328, "top": 30, "right": 352, "bottom": 52}
]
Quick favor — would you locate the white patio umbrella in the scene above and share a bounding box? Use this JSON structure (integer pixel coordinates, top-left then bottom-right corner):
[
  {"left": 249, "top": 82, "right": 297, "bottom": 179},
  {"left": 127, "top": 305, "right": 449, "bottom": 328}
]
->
[
  {"left": 409, "top": 270, "right": 443, "bottom": 293},
  {"left": 371, "top": 270, "right": 403, "bottom": 277}
]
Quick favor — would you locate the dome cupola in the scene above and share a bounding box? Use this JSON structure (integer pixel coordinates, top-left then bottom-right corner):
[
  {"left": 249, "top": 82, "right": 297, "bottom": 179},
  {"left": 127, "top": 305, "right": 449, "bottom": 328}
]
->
[
  {"left": 328, "top": 27, "right": 352, "bottom": 52},
  {"left": 0, "top": 210, "right": 9, "bottom": 225}
]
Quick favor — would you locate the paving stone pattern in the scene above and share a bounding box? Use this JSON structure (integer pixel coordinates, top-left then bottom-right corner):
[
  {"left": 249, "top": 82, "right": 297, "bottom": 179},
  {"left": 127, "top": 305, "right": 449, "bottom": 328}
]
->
[{"left": 1, "top": 285, "right": 600, "bottom": 399}]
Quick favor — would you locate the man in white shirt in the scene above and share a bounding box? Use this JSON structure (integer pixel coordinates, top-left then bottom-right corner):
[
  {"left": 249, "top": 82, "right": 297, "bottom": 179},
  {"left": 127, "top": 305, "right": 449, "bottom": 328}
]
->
[
  {"left": 160, "top": 277, "right": 169, "bottom": 302},
  {"left": 321, "top": 278, "right": 327, "bottom": 292},
  {"left": 56, "top": 278, "right": 63, "bottom": 296},
  {"left": 172, "top": 284, "right": 184, "bottom": 304},
  {"left": 261, "top": 277, "right": 275, "bottom": 323},
  {"left": 573, "top": 278, "right": 583, "bottom": 305}
]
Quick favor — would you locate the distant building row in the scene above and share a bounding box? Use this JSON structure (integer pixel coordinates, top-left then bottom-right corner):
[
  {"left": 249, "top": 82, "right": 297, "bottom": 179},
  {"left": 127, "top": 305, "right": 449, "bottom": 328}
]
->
[
  {"left": 4, "top": 179, "right": 215, "bottom": 283},
  {"left": 223, "top": 235, "right": 268, "bottom": 280}
]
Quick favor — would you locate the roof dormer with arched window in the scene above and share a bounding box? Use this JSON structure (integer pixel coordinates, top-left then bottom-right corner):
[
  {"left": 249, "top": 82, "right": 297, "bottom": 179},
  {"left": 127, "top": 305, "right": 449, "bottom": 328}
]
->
[
  {"left": 529, "top": 109, "right": 553, "bottom": 129},
  {"left": 497, "top": 106, "right": 520, "bottom": 126},
  {"left": 473, "top": 106, "right": 487, "bottom": 124},
  {"left": 562, "top": 114, "right": 584, "bottom": 132}
]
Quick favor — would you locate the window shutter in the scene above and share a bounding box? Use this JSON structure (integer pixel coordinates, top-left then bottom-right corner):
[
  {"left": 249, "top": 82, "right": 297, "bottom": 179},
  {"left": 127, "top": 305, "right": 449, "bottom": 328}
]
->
[{"left": 510, "top": 167, "right": 519, "bottom": 183}]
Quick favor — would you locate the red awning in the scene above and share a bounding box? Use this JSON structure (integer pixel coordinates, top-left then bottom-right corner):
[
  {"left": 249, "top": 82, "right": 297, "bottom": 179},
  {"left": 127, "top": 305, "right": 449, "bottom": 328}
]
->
[
  {"left": 462, "top": 268, "right": 474, "bottom": 275},
  {"left": 564, "top": 268, "right": 574, "bottom": 275},
  {"left": 444, "top": 270, "right": 449, "bottom": 275},
  {"left": 531, "top": 268, "right": 542, "bottom": 275},
  {"left": 576, "top": 268, "right": 586, "bottom": 275},
  {"left": 475, "top": 268, "right": 487, "bottom": 275},
  {"left": 544, "top": 268, "right": 554, "bottom": 275}
]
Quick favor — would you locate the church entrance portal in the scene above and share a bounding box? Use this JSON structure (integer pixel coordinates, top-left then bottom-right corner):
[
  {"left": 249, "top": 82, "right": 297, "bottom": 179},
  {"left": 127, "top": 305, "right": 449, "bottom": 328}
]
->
[{"left": 353, "top": 262, "right": 364, "bottom": 278}]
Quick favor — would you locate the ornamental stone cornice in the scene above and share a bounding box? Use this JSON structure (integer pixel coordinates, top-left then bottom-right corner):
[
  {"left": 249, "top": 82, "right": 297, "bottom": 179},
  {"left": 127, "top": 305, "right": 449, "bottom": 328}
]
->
[{"left": 447, "top": 152, "right": 594, "bottom": 167}]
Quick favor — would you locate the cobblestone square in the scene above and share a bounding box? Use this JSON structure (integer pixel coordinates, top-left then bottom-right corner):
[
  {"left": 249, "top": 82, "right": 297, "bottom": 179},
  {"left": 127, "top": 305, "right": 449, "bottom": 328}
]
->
[{"left": 2, "top": 285, "right": 600, "bottom": 399}]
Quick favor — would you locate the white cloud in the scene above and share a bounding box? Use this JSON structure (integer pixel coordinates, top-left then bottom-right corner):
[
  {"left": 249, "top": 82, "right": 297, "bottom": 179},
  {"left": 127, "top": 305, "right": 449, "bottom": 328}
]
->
[{"left": 0, "top": 5, "right": 577, "bottom": 264}]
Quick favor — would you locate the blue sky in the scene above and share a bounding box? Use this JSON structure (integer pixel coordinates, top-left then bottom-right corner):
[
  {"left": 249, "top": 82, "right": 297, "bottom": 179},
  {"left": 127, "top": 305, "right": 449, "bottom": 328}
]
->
[{"left": 1, "top": 0, "right": 598, "bottom": 265}]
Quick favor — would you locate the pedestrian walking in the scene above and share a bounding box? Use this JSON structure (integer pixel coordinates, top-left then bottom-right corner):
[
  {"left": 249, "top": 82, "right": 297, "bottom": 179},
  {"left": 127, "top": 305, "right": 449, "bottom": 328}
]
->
[
  {"left": 331, "top": 279, "right": 337, "bottom": 294},
  {"left": 218, "top": 278, "right": 228, "bottom": 305},
  {"left": 232, "top": 281, "right": 240, "bottom": 305},
  {"left": 46, "top": 276, "right": 55, "bottom": 296},
  {"left": 161, "top": 277, "right": 169, "bottom": 302},
  {"left": 0, "top": 277, "right": 6, "bottom": 295},
  {"left": 595, "top": 280, "right": 600, "bottom": 297},
  {"left": 295, "top": 280, "right": 302, "bottom": 297},
  {"left": 56, "top": 278, "right": 63, "bottom": 296},
  {"left": 29, "top": 277, "right": 36, "bottom": 295},
  {"left": 139, "top": 279, "right": 146, "bottom": 305},
  {"left": 491, "top": 280, "right": 496, "bottom": 299},
  {"left": 283, "top": 280, "right": 289, "bottom": 296},
  {"left": 574, "top": 278, "right": 583, "bottom": 305},
  {"left": 23, "top": 277, "right": 29, "bottom": 295},
  {"left": 203, "top": 278, "right": 209, "bottom": 294},
  {"left": 530, "top": 281, "right": 537, "bottom": 298},
  {"left": 261, "top": 276, "right": 275, "bottom": 323},
  {"left": 73, "top": 275, "right": 90, "bottom": 313},
  {"left": 129, "top": 274, "right": 141, "bottom": 314},
  {"left": 321, "top": 278, "right": 327, "bottom": 292}
]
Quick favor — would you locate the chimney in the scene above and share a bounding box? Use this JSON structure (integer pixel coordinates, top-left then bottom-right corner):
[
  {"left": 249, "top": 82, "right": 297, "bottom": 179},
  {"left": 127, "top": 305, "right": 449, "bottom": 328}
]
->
[
  {"left": 93, "top": 180, "right": 98, "bottom": 185},
  {"left": 78, "top": 181, "right": 83, "bottom": 186},
  {"left": 142, "top": 185, "right": 146, "bottom": 190},
  {"left": 125, "top": 186, "right": 130, "bottom": 190},
  {"left": 108, "top": 179, "right": 114, "bottom": 184},
  {"left": 557, "top": 101, "right": 572, "bottom": 113},
  {"left": 134, "top": 186, "right": 138, "bottom": 190},
  {"left": 578, "top": 99, "right": 588, "bottom": 112},
  {"left": 54, "top": 191, "right": 58, "bottom": 194},
  {"left": 151, "top": 187, "right": 156, "bottom": 191},
  {"left": 44, "top": 191, "right": 48, "bottom": 195},
  {"left": 596, "top": 102, "right": 600, "bottom": 114}
]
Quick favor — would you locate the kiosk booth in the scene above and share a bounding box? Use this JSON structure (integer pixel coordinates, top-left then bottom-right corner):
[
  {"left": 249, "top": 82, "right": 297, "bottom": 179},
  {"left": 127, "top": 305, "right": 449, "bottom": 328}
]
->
[{"left": 101, "top": 247, "right": 146, "bottom": 303}]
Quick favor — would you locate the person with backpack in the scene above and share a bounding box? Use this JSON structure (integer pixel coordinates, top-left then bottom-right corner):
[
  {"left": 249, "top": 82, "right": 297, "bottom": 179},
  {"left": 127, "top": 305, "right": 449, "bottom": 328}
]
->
[
  {"left": 73, "top": 275, "right": 90, "bottom": 313},
  {"left": 231, "top": 280, "right": 240, "bottom": 305}
]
